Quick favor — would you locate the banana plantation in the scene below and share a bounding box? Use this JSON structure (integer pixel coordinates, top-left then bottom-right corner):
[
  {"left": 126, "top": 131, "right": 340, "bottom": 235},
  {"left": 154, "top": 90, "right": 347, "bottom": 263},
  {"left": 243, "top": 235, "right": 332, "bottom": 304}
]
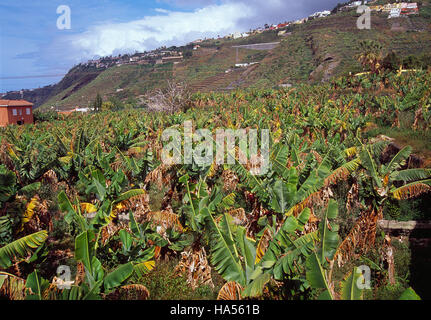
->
[{"left": 0, "top": 70, "right": 430, "bottom": 300}]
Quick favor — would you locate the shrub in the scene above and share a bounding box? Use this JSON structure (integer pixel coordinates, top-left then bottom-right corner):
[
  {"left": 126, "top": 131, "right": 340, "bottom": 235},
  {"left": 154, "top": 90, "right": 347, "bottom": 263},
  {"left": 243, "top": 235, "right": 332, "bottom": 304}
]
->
[
  {"left": 135, "top": 259, "right": 221, "bottom": 300},
  {"left": 392, "top": 239, "right": 411, "bottom": 284},
  {"left": 145, "top": 81, "right": 192, "bottom": 114},
  {"left": 382, "top": 52, "right": 401, "bottom": 72},
  {"left": 33, "top": 110, "right": 59, "bottom": 122},
  {"left": 375, "top": 282, "right": 406, "bottom": 300}
]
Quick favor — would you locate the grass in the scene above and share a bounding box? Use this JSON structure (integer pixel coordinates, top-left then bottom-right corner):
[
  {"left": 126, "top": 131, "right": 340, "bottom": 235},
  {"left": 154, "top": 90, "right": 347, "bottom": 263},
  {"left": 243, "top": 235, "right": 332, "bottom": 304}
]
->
[
  {"left": 365, "top": 126, "right": 431, "bottom": 167},
  {"left": 134, "top": 259, "right": 224, "bottom": 300}
]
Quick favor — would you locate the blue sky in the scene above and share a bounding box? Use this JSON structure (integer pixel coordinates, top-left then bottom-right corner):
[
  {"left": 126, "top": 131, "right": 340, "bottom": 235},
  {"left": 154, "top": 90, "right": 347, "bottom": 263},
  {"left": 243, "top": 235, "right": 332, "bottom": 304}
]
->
[{"left": 0, "top": 0, "right": 340, "bottom": 92}]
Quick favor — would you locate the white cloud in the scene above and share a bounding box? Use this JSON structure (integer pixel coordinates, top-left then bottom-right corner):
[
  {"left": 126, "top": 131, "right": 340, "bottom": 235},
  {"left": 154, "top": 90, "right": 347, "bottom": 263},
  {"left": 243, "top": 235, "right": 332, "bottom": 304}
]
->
[
  {"left": 154, "top": 8, "right": 171, "bottom": 14},
  {"left": 66, "top": 2, "right": 255, "bottom": 61}
]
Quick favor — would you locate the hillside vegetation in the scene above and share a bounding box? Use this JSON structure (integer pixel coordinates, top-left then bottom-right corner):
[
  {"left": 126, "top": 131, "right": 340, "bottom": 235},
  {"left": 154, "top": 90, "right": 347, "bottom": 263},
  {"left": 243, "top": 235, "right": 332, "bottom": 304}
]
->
[{"left": 8, "top": 1, "right": 429, "bottom": 111}]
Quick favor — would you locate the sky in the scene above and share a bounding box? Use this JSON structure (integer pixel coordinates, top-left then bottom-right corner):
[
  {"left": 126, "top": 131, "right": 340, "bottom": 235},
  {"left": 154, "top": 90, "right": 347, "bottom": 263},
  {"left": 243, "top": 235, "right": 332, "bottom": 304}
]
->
[{"left": 0, "top": 0, "right": 340, "bottom": 92}]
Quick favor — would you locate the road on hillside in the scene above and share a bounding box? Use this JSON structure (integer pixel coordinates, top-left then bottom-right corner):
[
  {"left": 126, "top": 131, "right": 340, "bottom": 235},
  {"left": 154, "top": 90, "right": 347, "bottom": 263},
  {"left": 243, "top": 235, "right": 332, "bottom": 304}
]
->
[{"left": 231, "top": 42, "right": 280, "bottom": 50}]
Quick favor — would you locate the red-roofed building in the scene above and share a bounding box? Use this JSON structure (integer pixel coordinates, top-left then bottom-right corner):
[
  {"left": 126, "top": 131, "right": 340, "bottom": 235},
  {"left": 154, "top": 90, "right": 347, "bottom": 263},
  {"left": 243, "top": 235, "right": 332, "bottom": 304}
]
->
[{"left": 0, "top": 100, "right": 34, "bottom": 127}]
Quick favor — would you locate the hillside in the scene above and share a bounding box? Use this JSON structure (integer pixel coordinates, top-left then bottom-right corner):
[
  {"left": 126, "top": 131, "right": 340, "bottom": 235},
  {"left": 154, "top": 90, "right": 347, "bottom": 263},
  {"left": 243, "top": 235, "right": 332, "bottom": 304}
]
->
[
  {"left": 6, "top": 1, "right": 431, "bottom": 111},
  {"left": 245, "top": 9, "right": 431, "bottom": 86}
]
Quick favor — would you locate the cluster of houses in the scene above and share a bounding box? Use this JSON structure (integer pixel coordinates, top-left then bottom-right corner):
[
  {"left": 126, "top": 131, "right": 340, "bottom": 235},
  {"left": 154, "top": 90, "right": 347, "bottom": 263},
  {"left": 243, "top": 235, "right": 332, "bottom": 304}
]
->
[
  {"left": 85, "top": 1, "right": 374, "bottom": 67},
  {"left": 220, "top": 1, "right": 376, "bottom": 41},
  {"left": 339, "top": 1, "right": 370, "bottom": 11},
  {"left": 308, "top": 10, "right": 332, "bottom": 19},
  {"left": 370, "top": 2, "right": 419, "bottom": 19},
  {"left": 217, "top": 0, "right": 420, "bottom": 43},
  {"left": 82, "top": 50, "right": 184, "bottom": 70},
  {"left": 223, "top": 15, "right": 326, "bottom": 40},
  {"left": 336, "top": 1, "right": 419, "bottom": 18}
]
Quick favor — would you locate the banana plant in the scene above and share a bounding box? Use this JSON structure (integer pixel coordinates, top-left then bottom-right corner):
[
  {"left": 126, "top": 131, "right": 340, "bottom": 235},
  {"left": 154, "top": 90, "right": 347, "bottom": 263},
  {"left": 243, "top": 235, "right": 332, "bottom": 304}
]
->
[
  {"left": 22, "top": 234, "right": 145, "bottom": 300},
  {"left": 240, "top": 208, "right": 318, "bottom": 298},
  {"left": 0, "top": 230, "right": 48, "bottom": 269},
  {"left": 60, "top": 166, "right": 148, "bottom": 229},
  {"left": 194, "top": 166, "right": 320, "bottom": 298},
  {"left": 358, "top": 142, "right": 431, "bottom": 205},
  {"left": 268, "top": 145, "right": 360, "bottom": 217},
  {"left": 0, "top": 165, "right": 17, "bottom": 206},
  {"left": 304, "top": 199, "right": 371, "bottom": 300},
  {"left": 71, "top": 229, "right": 138, "bottom": 299},
  {"left": 111, "top": 211, "right": 177, "bottom": 263},
  {"left": 305, "top": 200, "right": 340, "bottom": 299},
  {"left": 4, "top": 130, "right": 59, "bottom": 185},
  {"left": 116, "top": 147, "right": 156, "bottom": 185}
]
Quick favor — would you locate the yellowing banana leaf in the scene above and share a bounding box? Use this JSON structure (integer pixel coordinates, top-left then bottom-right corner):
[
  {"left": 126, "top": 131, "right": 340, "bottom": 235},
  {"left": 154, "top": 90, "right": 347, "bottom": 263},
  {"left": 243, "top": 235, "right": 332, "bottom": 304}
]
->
[
  {"left": 80, "top": 203, "right": 98, "bottom": 214},
  {"left": 0, "top": 231, "right": 48, "bottom": 269},
  {"left": 19, "top": 197, "right": 39, "bottom": 232},
  {"left": 340, "top": 267, "right": 364, "bottom": 300}
]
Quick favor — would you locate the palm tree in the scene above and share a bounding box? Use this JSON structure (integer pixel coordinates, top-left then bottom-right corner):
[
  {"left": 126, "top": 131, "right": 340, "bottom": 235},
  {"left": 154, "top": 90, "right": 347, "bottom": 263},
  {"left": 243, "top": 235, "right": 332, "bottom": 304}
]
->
[{"left": 357, "top": 40, "right": 384, "bottom": 74}]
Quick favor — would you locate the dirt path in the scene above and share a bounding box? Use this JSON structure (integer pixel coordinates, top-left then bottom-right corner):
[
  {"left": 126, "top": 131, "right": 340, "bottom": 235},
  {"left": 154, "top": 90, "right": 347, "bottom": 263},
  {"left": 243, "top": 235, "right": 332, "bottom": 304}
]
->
[{"left": 232, "top": 42, "right": 280, "bottom": 51}]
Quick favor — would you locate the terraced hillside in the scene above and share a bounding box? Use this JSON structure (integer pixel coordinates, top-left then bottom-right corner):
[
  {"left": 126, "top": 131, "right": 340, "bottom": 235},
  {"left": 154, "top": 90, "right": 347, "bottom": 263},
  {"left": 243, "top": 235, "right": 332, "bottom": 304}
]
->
[{"left": 22, "top": 1, "right": 431, "bottom": 111}]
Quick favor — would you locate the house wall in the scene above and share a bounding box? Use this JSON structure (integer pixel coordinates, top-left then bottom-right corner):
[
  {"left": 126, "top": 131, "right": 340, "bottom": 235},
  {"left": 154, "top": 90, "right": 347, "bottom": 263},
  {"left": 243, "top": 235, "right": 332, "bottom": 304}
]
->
[
  {"left": 0, "top": 108, "right": 9, "bottom": 127},
  {"left": 0, "top": 106, "right": 34, "bottom": 126}
]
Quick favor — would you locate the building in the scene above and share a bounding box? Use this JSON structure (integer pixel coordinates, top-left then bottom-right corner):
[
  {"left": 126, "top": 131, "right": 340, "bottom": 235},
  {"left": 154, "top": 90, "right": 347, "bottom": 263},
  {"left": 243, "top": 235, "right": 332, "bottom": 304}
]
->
[
  {"left": 388, "top": 8, "right": 401, "bottom": 18},
  {"left": 319, "top": 10, "right": 331, "bottom": 18},
  {"left": 75, "top": 108, "right": 91, "bottom": 113},
  {"left": 401, "top": 3, "right": 419, "bottom": 15},
  {"left": 57, "top": 107, "right": 92, "bottom": 116},
  {"left": 0, "top": 100, "right": 34, "bottom": 127},
  {"left": 161, "top": 55, "right": 183, "bottom": 64},
  {"left": 309, "top": 10, "right": 331, "bottom": 19},
  {"left": 235, "top": 62, "right": 259, "bottom": 68},
  {"left": 340, "top": 0, "right": 368, "bottom": 11},
  {"left": 233, "top": 32, "right": 242, "bottom": 39}
]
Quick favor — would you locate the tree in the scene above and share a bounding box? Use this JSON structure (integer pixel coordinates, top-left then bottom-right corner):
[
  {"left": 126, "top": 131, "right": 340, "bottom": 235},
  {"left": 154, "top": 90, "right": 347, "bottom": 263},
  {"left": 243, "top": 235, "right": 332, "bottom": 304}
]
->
[
  {"left": 357, "top": 40, "right": 384, "bottom": 74},
  {"left": 145, "top": 81, "right": 192, "bottom": 114},
  {"left": 93, "top": 93, "right": 103, "bottom": 113}
]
